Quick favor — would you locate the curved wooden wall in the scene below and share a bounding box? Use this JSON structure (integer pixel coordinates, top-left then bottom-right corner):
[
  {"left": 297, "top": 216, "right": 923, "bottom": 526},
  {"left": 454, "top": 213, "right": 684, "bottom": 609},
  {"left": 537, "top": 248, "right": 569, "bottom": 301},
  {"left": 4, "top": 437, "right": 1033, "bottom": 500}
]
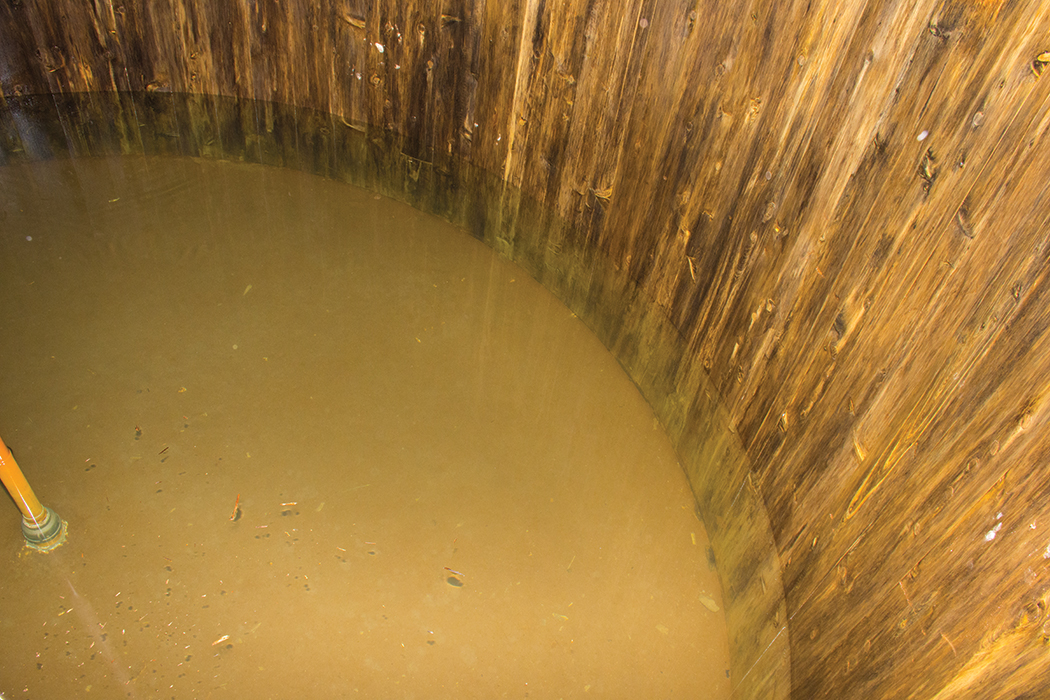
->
[{"left": 4, "top": 1, "right": 1050, "bottom": 698}]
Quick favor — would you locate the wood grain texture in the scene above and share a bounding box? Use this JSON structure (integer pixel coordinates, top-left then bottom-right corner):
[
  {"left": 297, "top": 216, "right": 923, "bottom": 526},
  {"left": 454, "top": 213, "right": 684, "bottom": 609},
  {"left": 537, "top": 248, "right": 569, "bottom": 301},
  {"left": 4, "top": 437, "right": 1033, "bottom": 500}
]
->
[{"left": 4, "top": 0, "right": 1050, "bottom": 697}]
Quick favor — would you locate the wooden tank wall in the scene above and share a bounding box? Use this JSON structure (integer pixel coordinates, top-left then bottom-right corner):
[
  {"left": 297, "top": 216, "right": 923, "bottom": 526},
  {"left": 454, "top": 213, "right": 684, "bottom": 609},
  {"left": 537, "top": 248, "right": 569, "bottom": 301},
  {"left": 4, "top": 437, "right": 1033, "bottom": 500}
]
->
[{"left": 4, "top": 1, "right": 1050, "bottom": 698}]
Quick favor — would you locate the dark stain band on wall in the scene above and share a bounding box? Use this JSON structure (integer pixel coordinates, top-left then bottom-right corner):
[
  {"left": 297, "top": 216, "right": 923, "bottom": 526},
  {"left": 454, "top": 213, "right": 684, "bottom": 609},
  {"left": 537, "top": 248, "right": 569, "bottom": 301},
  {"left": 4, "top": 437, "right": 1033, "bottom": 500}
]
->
[{"left": 4, "top": 0, "right": 1050, "bottom": 697}]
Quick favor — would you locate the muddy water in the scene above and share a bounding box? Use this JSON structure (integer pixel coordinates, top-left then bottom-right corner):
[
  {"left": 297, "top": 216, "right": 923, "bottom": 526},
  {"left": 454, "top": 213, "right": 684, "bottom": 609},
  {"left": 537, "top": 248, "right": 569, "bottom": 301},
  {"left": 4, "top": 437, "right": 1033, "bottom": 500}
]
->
[{"left": 0, "top": 156, "right": 729, "bottom": 699}]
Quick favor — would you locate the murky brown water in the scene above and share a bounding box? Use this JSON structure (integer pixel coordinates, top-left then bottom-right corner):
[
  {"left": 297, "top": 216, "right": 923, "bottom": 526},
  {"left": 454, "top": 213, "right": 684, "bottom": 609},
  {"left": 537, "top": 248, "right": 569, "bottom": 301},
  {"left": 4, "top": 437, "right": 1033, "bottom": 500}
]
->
[{"left": 0, "top": 156, "right": 729, "bottom": 699}]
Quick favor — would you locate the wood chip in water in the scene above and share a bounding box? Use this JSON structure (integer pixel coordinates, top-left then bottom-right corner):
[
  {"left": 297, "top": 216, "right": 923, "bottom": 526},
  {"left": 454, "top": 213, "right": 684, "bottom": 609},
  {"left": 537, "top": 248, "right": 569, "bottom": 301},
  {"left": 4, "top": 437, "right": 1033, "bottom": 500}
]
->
[{"left": 699, "top": 594, "right": 720, "bottom": 612}]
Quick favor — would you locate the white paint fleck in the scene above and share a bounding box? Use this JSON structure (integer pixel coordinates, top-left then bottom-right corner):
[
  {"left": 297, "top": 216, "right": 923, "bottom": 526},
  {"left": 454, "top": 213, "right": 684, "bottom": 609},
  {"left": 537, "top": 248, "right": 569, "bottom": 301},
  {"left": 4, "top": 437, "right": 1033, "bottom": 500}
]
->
[
  {"left": 917, "top": 130, "right": 929, "bottom": 141},
  {"left": 985, "top": 522, "right": 1002, "bottom": 541},
  {"left": 375, "top": 42, "right": 385, "bottom": 53}
]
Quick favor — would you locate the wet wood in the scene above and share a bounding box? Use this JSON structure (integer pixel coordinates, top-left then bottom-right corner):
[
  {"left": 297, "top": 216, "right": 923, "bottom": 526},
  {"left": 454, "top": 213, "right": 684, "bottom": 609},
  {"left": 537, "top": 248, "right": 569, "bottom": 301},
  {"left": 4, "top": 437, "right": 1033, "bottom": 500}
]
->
[{"left": 4, "top": 0, "right": 1050, "bottom": 698}]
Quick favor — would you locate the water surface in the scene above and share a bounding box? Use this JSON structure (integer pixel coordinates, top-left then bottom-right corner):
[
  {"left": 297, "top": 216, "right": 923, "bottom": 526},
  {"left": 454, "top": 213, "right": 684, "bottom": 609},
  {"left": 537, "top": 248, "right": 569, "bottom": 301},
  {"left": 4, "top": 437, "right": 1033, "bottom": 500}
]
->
[{"left": 0, "top": 156, "right": 729, "bottom": 698}]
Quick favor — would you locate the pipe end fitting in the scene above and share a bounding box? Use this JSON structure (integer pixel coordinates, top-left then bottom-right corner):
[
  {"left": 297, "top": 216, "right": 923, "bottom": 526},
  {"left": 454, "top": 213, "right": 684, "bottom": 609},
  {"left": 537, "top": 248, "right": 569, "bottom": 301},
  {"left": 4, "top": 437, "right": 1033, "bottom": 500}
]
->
[{"left": 22, "top": 506, "right": 67, "bottom": 552}]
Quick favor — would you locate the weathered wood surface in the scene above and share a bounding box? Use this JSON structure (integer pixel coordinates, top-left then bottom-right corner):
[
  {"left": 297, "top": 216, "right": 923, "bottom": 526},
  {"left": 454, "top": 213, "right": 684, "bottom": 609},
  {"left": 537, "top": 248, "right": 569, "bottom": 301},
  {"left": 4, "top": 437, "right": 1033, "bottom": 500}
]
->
[{"left": 4, "top": 0, "right": 1050, "bottom": 698}]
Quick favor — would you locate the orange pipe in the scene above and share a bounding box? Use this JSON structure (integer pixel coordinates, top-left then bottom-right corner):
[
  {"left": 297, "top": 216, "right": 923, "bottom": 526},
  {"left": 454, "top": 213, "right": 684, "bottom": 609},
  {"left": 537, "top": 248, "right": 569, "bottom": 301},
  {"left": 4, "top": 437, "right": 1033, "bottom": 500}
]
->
[{"left": 0, "top": 433, "right": 46, "bottom": 523}]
